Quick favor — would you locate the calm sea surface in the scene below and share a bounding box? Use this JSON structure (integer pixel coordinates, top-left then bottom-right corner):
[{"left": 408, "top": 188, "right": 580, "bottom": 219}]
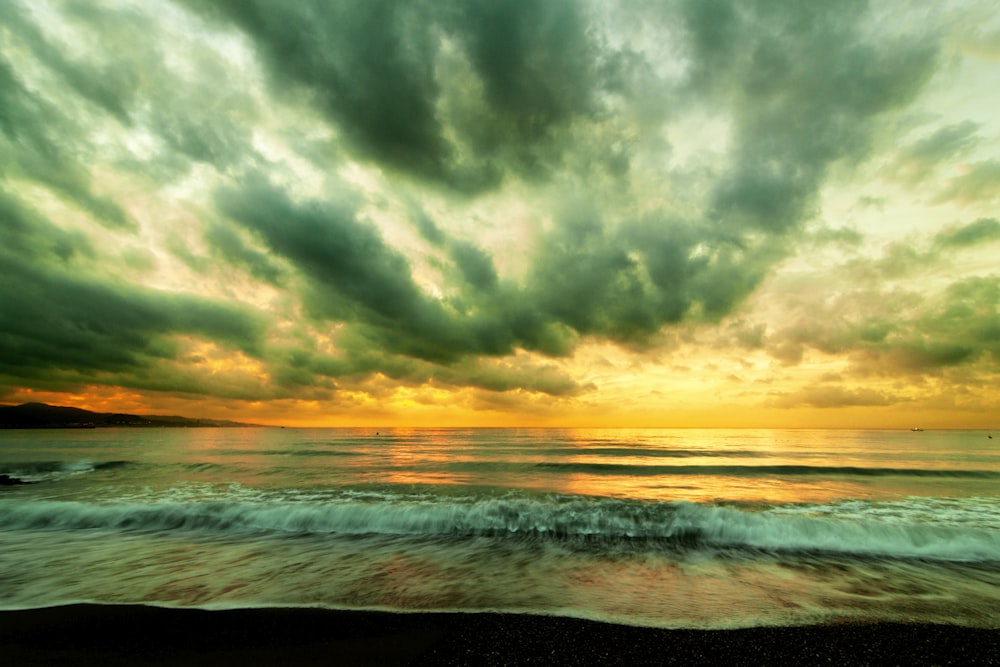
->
[{"left": 1, "top": 428, "right": 998, "bottom": 628}]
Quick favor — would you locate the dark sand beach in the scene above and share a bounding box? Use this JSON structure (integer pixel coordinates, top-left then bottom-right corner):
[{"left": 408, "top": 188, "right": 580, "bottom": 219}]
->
[{"left": 2, "top": 605, "right": 998, "bottom": 666}]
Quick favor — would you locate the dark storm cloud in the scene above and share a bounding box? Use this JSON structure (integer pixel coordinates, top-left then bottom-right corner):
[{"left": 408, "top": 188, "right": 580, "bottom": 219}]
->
[
  {"left": 215, "top": 177, "right": 478, "bottom": 363},
  {"left": 261, "top": 324, "right": 582, "bottom": 398},
  {"left": 0, "top": 191, "right": 265, "bottom": 392},
  {"left": 215, "top": 177, "right": 580, "bottom": 376},
  {"left": 526, "top": 209, "right": 655, "bottom": 341},
  {"left": 204, "top": 0, "right": 945, "bottom": 391},
  {"left": 680, "top": 0, "right": 938, "bottom": 234},
  {"left": 412, "top": 209, "right": 499, "bottom": 294},
  {"left": 449, "top": 239, "right": 500, "bottom": 294},
  {"left": 0, "top": 55, "right": 132, "bottom": 230},
  {"left": 0, "top": 187, "right": 95, "bottom": 264},
  {"left": 518, "top": 209, "right": 762, "bottom": 344},
  {"left": 197, "top": 0, "right": 448, "bottom": 177},
  {"left": 908, "top": 277, "right": 1000, "bottom": 368},
  {"left": 0, "top": 0, "right": 970, "bottom": 405},
  {"left": 439, "top": 0, "right": 607, "bottom": 181},
  {"left": 348, "top": 350, "right": 585, "bottom": 398},
  {"left": 450, "top": 0, "right": 593, "bottom": 134},
  {"left": 513, "top": 0, "right": 938, "bottom": 340},
  {"left": 203, "top": 222, "right": 286, "bottom": 286},
  {"left": 187, "top": 0, "right": 610, "bottom": 190}
]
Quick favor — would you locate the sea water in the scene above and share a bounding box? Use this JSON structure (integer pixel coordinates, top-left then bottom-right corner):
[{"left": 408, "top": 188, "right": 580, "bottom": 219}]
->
[{"left": 1, "top": 427, "right": 998, "bottom": 628}]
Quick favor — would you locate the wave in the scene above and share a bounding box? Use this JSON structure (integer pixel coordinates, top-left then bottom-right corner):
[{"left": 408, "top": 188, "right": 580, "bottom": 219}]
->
[
  {"left": 0, "top": 495, "right": 996, "bottom": 563},
  {"left": 539, "top": 447, "right": 765, "bottom": 459},
  {"left": 212, "top": 449, "right": 361, "bottom": 457},
  {"left": 0, "top": 460, "right": 132, "bottom": 482},
  {"left": 770, "top": 497, "right": 1000, "bottom": 531},
  {"left": 535, "top": 462, "right": 1000, "bottom": 478}
]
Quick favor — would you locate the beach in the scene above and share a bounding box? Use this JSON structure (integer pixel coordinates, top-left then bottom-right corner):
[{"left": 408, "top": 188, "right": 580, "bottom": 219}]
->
[{"left": 2, "top": 605, "right": 999, "bottom": 666}]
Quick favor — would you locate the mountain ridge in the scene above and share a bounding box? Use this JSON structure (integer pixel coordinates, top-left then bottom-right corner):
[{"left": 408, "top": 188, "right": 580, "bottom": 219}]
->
[{"left": 0, "top": 402, "right": 257, "bottom": 428}]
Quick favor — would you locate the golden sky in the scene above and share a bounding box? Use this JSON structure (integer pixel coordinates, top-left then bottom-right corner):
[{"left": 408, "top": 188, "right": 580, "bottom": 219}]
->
[{"left": 1, "top": 0, "right": 999, "bottom": 427}]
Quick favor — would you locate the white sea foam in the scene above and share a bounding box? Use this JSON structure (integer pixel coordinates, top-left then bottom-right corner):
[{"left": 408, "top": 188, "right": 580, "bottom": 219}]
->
[
  {"left": 0, "top": 460, "right": 129, "bottom": 482},
  {"left": 1, "top": 496, "right": 997, "bottom": 563},
  {"left": 768, "top": 497, "right": 1000, "bottom": 530}
]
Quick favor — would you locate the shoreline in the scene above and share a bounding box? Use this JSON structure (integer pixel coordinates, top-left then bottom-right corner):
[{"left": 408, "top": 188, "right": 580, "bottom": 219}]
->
[{"left": 2, "top": 604, "right": 999, "bottom": 665}]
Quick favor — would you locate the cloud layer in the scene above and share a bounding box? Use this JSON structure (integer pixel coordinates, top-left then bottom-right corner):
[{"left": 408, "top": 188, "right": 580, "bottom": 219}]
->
[{"left": 1, "top": 0, "right": 998, "bottom": 424}]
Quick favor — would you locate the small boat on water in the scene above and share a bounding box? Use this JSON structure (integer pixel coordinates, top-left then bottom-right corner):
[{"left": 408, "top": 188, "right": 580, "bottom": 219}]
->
[{"left": 911, "top": 427, "right": 924, "bottom": 432}]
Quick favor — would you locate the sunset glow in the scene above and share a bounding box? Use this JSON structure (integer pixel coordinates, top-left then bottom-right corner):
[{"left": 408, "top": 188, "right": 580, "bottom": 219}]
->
[{"left": 1, "top": 1, "right": 999, "bottom": 427}]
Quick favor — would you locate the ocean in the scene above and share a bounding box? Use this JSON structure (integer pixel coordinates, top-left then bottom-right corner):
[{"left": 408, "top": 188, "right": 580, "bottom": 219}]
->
[{"left": 1, "top": 427, "right": 998, "bottom": 629}]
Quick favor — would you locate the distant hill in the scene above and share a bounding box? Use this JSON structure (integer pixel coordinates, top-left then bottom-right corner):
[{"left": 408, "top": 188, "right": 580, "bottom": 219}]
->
[{"left": 0, "top": 403, "right": 257, "bottom": 429}]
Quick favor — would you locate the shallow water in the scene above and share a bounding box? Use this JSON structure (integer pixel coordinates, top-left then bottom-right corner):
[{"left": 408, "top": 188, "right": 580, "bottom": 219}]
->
[{"left": 1, "top": 427, "right": 998, "bottom": 628}]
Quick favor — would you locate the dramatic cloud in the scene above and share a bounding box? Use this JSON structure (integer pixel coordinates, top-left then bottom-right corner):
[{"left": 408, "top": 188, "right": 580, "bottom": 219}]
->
[
  {"left": 890, "top": 121, "right": 980, "bottom": 185},
  {"left": 0, "top": 196, "right": 265, "bottom": 392},
  {"left": 1, "top": 0, "right": 998, "bottom": 426},
  {"left": 187, "top": 0, "right": 610, "bottom": 192},
  {"left": 936, "top": 161, "right": 1000, "bottom": 205},
  {"left": 935, "top": 218, "right": 1000, "bottom": 248},
  {"left": 769, "top": 385, "right": 901, "bottom": 409}
]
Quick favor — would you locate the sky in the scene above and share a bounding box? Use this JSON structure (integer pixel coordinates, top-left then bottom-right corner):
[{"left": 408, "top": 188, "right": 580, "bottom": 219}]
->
[{"left": 1, "top": 0, "right": 999, "bottom": 428}]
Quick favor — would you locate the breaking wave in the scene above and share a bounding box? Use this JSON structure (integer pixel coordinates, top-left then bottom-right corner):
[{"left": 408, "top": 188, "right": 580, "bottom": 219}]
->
[
  {"left": 1, "top": 495, "right": 996, "bottom": 563},
  {"left": 0, "top": 460, "right": 132, "bottom": 482}
]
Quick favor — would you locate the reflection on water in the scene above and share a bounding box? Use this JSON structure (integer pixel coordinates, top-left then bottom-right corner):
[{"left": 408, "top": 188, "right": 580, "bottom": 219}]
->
[
  {"left": 1, "top": 427, "right": 997, "bottom": 503},
  {"left": 1, "top": 427, "right": 999, "bottom": 627}
]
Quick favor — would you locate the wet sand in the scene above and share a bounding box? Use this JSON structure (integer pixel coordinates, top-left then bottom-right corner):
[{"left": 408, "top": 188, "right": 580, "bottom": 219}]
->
[{"left": 1, "top": 604, "right": 998, "bottom": 665}]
